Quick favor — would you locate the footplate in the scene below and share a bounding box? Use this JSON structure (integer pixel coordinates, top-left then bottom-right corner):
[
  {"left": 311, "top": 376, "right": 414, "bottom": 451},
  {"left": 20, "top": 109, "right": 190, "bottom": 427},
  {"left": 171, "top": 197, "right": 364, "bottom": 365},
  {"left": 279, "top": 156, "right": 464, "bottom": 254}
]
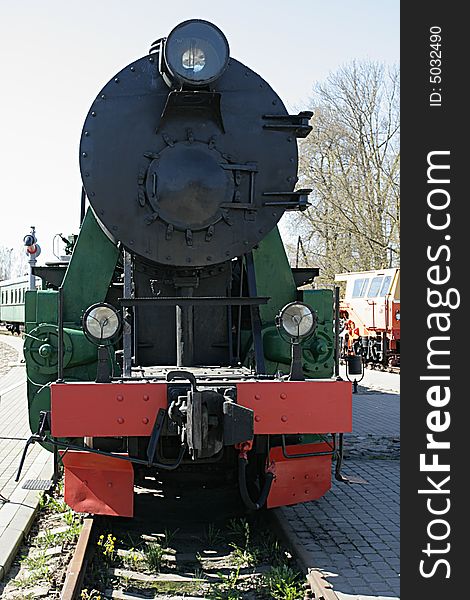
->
[{"left": 22, "top": 479, "right": 54, "bottom": 491}]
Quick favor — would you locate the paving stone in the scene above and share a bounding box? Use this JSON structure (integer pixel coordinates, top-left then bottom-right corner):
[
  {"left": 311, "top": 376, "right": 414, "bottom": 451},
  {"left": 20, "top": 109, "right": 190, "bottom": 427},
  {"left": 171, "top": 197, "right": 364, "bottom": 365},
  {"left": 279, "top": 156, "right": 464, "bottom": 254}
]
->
[
  {"left": 0, "top": 360, "right": 53, "bottom": 581},
  {"left": 281, "top": 456, "right": 399, "bottom": 597}
]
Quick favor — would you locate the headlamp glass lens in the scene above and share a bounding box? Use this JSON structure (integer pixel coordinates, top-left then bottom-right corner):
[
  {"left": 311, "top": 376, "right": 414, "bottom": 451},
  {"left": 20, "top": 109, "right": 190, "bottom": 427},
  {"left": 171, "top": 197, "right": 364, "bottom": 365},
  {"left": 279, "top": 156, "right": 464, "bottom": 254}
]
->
[
  {"left": 182, "top": 45, "right": 206, "bottom": 73},
  {"left": 85, "top": 305, "right": 120, "bottom": 341},
  {"left": 281, "top": 303, "right": 315, "bottom": 338},
  {"left": 165, "top": 20, "right": 229, "bottom": 85}
]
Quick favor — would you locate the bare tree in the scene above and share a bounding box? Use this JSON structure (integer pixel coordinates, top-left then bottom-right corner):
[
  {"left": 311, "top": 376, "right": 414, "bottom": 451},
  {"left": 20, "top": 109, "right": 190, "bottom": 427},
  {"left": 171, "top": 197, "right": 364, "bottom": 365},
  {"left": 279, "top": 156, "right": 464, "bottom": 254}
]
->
[{"left": 290, "top": 61, "right": 399, "bottom": 282}]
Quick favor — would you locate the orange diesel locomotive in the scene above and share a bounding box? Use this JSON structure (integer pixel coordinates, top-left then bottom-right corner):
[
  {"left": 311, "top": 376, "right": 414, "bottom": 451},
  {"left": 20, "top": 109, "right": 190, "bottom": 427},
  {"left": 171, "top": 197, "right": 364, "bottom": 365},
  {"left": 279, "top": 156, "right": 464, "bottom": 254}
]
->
[{"left": 335, "top": 268, "right": 400, "bottom": 367}]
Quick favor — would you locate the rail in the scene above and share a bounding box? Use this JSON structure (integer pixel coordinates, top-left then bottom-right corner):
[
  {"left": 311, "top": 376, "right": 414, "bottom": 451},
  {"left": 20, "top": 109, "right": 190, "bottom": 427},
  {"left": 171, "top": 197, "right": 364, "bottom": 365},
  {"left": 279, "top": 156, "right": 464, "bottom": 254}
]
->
[{"left": 61, "top": 517, "right": 95, "bottom": 600}]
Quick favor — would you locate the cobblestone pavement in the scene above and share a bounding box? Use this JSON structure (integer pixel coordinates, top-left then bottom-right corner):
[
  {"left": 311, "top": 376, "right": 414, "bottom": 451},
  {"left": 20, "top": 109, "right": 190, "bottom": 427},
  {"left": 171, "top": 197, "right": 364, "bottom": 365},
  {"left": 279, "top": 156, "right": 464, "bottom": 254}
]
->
[
  {"left": 281, "top": 460, "right": 399, "bottom": 599},
  {"left": 339, "top": 365, "right": 400, "bottom": 395},
  {"left": 0, "top": 332, "right": 24, "bottom": 371},
  {"left": 0, "top": 344, "right": 17, "bottom": 379},
  {"left": 0, "top": 334, "right": 53, "bottom": 580},
  {"left": 344, "top": 391, "right": 400, "bottom": 460},
  {"left": 282, "top": 377, "right": 400, "bottom": 599}
]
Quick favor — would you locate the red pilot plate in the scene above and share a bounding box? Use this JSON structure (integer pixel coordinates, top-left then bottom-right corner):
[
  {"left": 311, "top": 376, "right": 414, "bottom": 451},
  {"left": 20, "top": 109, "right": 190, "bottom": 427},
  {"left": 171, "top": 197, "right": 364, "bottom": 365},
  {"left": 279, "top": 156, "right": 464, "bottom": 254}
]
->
[
  {"left": 237, "top": 380, "right": 352, "bottom": 434},
  {"left": 51, "top": 382, "right": 167, "bottom": 437}
]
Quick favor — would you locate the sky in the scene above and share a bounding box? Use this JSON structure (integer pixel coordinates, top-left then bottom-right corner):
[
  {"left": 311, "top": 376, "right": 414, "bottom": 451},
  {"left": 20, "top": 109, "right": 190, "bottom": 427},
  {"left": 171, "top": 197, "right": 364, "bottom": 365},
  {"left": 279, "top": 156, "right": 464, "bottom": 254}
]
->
[{"left": 0, "top": 0, "right": 399, "bottom": 265}]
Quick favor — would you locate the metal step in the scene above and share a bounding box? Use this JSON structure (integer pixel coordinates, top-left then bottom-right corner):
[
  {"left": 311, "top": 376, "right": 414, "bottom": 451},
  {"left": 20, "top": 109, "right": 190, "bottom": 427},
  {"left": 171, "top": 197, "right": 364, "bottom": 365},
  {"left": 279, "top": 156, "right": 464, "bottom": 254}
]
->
[{"left": 22, "top": 479, "right": 54, "bottom": 491}]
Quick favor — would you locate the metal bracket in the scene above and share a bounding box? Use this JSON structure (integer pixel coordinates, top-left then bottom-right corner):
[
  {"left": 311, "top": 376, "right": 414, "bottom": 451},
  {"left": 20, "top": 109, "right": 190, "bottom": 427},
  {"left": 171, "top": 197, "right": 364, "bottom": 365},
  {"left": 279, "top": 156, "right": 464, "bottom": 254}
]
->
[
  {"left": 262, "top": 111, "right": 313, "bottom": 138},
  {"left": 16, "top": 411, "right": 50, "bottom": 483},
  {"left": 223, "top": 401, "right": 254, "bottom": 446},
  {"left": 263, "top": 189, "right": 311, "bottom": 211},
  {"left": 281, "top": 434, "right": 335, "bottom": 459},
  {"left": 334, "top": 433, "right": 368, "bottom": 484},
  {"left": 146, "top": 408, "right": 167, "bottom": 466}
]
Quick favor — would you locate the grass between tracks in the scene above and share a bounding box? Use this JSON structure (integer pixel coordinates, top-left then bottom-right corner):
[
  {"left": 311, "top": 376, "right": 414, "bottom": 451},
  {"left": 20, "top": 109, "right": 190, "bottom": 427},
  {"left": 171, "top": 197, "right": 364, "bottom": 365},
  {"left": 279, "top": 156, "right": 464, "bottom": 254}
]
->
[
  {"left": 0, "top": 472, "right": 309, "bottom": 600},
  {"left": 0, "top": 479, "right": 84, "bottom": 599},
  {"left": 82, "top": 516, "right": 309, "bottom": 599}
]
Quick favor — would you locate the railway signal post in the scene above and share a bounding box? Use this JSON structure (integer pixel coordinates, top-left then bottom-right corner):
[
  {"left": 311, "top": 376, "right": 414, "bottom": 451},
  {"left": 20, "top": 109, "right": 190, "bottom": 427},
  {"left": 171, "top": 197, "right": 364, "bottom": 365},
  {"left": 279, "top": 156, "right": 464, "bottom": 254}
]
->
[{"left": 23, "top": 226, "right": 41, "bottom": 290}]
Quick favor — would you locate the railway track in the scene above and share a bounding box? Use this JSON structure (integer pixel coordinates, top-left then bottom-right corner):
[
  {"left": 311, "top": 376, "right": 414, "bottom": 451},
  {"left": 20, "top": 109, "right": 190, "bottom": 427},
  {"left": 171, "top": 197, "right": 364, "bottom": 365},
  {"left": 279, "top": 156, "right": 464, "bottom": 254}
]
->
[
  {"left": 368, "top": 363, "right": 400, "bottom": 374},
  {"left": 60, "top": 481, "right": 338, "bottom": 600}
]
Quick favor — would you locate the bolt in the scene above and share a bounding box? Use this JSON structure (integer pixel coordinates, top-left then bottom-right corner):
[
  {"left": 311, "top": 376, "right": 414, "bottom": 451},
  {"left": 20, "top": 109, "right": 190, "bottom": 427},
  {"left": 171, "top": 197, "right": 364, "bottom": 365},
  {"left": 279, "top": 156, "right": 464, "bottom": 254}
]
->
[
  {"left": 82, "top": 152, "right": 87, "bottom": 157},
  {"left": 84, "top": 131, "right": 89, "bottom": 136},
  {"left": 143, "top": 395, "right": 149, "bottom": 401},
  {"left": 281, "top": 415, "right": 288, "bottom": 422},
  {"left": 117, "top": 417, "right": 124, "bottom": 424},
  {"left": 280, "top": 393, "right": 287, "bottom": 399},
  {"left": 91, "top": 111, "right": 96, "bottom": 117},
  {"left": 142, "top": 417, "right": 149, "bottom": 424},
  {"left": 255, "top": 415, "right": 261, "bottom": 422},
  {"left": 101, "top": 94, "right": 106, "bottom": 99},
  {"left": 254, "top": 394, "right": 261, "bottom": 400},
  {"left": 117, "top": 395, "right": 123, "bottom": 401},
  {"left": 130, "top": 66, "right": 135, "bottom": 72},
  {"left": 108, "top": 482, "right": 113, "bottom": 488},
  {"left": 114, "top": 77, "right": 120, "bottom": 83}
]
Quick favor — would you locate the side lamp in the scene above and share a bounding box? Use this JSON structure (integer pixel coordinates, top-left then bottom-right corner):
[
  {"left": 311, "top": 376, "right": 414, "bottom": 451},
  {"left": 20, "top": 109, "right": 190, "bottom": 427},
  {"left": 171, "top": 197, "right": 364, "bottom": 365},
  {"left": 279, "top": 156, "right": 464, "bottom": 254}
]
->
[{"left": 275, "top": 302, "right": 317, "bottom": 381}]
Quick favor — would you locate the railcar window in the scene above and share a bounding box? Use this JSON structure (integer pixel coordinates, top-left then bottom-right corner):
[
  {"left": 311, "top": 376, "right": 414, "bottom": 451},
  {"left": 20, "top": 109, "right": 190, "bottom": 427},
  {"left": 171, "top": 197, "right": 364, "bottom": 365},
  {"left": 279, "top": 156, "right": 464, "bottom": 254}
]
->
[
  {"left": 379, "top": 275, "right": 392, "bottom": 297},
  {"left": 352, "top": 278, "right": 370, "bottom": 298},
  {"left": 368, "top": 276, "right": 383, "bottom": 297}
]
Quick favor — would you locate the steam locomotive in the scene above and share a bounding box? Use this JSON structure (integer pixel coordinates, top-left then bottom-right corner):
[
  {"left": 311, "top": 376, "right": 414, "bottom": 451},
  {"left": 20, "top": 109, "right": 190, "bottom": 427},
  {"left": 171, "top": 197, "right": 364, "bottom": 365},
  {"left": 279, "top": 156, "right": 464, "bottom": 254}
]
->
[{"left": 20, "top": 20, "right": 352, "bottom": 516}]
